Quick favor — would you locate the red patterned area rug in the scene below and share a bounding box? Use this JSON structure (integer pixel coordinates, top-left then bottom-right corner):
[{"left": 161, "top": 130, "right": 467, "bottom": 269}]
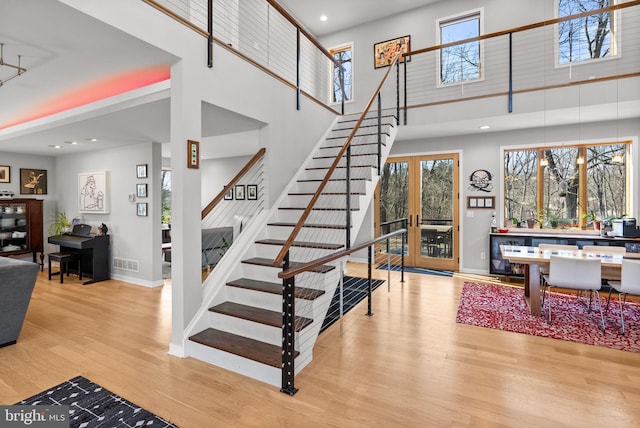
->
[{"left": 456, "top": 282, "right": 640, "bottom": 353}]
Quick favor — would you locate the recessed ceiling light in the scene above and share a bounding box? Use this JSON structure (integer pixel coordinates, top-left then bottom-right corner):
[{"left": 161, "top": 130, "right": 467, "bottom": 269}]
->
[
  {"left": 479, "top": 125, "right": 491, "bottom": 130},
  {"left": 48, "top": 145, "right": 62, "bottom": 149},
  {"left": 64, "top": 140, "right": 79, "bottom": 145},
  {"left": 320, "top": 15, "right": 328, "bottom": 22}
]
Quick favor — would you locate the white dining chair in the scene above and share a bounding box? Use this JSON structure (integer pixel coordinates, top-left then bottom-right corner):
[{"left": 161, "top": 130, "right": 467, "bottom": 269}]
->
[
  {"left": 544, "top": 255, "right": 604, "bottom": 330},
  {"left": 538, "top": 244, "right": 579, "bottom": 305},
  {"left": 606, "top": 259, "right": 640, "bottom": 335}
]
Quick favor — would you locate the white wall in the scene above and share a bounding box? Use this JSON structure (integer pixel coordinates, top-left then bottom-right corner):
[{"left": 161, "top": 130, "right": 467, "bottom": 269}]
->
[
  {"left": 200, "top": 155, "right": 252, "bottom": 207},
  {"left": 55, "top": 142, "right": 163, "bottom": 286}
]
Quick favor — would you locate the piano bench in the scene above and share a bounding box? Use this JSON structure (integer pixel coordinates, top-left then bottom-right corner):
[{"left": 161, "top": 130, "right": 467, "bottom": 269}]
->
[{"left": 48, "top": 252, "right": 82, "bottom": 284}]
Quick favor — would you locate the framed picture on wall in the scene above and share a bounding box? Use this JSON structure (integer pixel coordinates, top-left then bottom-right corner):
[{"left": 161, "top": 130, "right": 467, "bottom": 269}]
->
[
  {"left": 136, "top": 183, "right": 148, "bottom": 198},
  {"left": 137, "top": 202, "right": 148, "bottom": 217},
  {"left": 247, "top": 184, "right": 258, "bottom": 200},
  {"left": 78, "top": 171, "right": 109, "bottom": 214},
  {"left": 374, "top": 35, "right": 411, "bottom": 69},
  {"left": 20, "top": 168, "right": 48, "bottom": 195},
  {"left": 224, "top": 186, "right": 233, "bottom": 200},
  {"left": 0, "top": 165, "right": 9, "bottom": 183},
  {"left": 136, "top": 164, "right": 148, "bottom": 178},
  {"left": 235, "top": 184, "right": 245, "bottom": 200}
]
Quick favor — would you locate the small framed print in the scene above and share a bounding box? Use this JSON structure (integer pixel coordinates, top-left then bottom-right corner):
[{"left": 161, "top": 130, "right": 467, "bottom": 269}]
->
[
  {"left": 247, "top": 184, "right": 258, "bottom": 200},
  {"left": 137, "top": 202, "right": 148, "bottom": 216},
  {"left": 136, "top": 164, "right": 148, "bottom": 178},
  {"left": 467, "top": 196, "right": 495, "bottom": 209},
  {"left": 224, "top": 186, "right": 233, "bottom": 200},
  {"left": 0, "top": 165, "right": 9, "bottom": 183},
  {"left": 235, "top": 184, "right": 245, "bottom": 200},
  {"left": 20, "top": 168, "right": 48, "bottom": 194},
  {"left": 187, "top": 140, "right": 200, "bottom": 169},
  {"left": 136, "top": 183, "right": 148, "bottom": 198}
]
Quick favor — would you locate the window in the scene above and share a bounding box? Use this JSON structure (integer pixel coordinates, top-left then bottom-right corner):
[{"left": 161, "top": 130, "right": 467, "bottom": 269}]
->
[
  {"left": 557, "top": 0, "right": 615, "bottom": 64},
  {"left": 161, "top": 169, "right": 171, "bottom": 225},
  {"left": 504, "top": 142, "right": 629, "bottom": 228},
  {"left": 330, "top": 44, "right": 352, "bottom": 103},
  {"left": 438, "top": 11, "right": 481, "bottom": 85}
]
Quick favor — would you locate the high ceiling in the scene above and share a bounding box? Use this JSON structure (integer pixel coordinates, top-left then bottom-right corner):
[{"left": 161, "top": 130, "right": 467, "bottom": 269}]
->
[{"left": 278, "top": 0, "right": 441, "bottom": 37}]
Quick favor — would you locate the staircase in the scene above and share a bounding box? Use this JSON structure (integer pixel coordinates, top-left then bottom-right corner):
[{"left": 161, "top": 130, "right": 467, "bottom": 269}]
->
[{"left": 186, "top": 113, "right": 398, "bottom": 386}]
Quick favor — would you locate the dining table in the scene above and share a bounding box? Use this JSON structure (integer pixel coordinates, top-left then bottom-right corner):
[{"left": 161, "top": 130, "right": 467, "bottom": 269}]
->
[{"left": 499, "top": 245, "right": 640, "bottom": 316}]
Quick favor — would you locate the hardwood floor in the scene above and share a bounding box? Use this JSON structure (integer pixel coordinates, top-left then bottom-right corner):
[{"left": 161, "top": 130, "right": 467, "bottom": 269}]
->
[{"left": 1, "top": 264, "right": 639, "bottom": 427}]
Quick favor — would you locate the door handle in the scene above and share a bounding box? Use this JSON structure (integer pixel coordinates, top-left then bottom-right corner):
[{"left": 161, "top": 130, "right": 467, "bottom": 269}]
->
[
  {"left": 417, "top": 215, "right": 420, "bottom": 226},
  {"left": 409, "top": 215, "right": 412, "bottom": 227}
]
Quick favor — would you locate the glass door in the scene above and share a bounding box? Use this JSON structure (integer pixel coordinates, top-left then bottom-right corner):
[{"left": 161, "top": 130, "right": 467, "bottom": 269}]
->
[{"left": 377, "top": 154, "right": 459, "bottom": 271}]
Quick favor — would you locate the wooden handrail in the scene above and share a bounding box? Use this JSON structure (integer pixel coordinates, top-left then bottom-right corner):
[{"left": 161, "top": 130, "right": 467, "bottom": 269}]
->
[
  {"left": 201, "top": 148, "right": 266, "bottom": 220},
  {"left": 406, "top": 1, "right": 639, "bottom": 57},
  {"left": 273, "top": 53, "right": 402, "bottom": 264},
  {"left": 265, "top": 0, "right": 343, "bottom": 70},
  {"left": 278, "top": 229, "right": 407, "bottom": 280}
]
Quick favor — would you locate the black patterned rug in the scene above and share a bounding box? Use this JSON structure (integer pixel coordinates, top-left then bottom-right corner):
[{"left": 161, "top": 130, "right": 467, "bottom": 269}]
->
[
  {"left": 16, "top": 376, "right": 177, "bottom": 427},
  {"left": 320, "top": 276, "right": 385, "bottom": 333}
]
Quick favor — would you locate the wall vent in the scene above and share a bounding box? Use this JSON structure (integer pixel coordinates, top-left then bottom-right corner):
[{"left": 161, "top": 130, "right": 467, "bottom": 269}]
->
[{"left": 113, "top": 257, "right": 139, "bottom": 272}]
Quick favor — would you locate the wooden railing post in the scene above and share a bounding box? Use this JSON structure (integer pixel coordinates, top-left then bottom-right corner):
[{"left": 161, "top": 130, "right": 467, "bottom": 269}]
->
[{"left": 281, "top": 251, "right": 297, "bottom": 395}]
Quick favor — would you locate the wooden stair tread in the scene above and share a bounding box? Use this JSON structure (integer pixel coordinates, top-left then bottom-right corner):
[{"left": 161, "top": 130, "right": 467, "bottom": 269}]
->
[
  {"left": 267, "top": 222, "right": 348, "bottom": 230},
  {"left": 242, "top": 257, "right": 335, "bottom": 273},
  {"left": 255, "top": 238, "right": 343, "bottom": 250},
  {"left": 189, "top": 328, "right": 293, "bottom": 368},
  {"left": 227, "top": 278, "right": 325, "bottom": 300},
  {"left": 209, "top": 302, "right": 313, "bottom": 331}
]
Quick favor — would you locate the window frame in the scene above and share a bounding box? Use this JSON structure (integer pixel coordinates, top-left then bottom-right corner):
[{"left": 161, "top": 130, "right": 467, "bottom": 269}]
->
[
  {"left": 501, "top": 139, "right": 632, "bottom": 229},
  {"left": 554, "top": 0, "right": 620, "bottom": 69},
  {"left": 329, "top": 43, "right": 354, "bottom": 105},
  {"left": 436, "top": 8, "right": 484, "bottom": 88}
]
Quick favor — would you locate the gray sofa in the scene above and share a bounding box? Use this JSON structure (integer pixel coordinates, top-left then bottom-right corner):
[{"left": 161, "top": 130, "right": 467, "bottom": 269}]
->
[{"left": 0, "top": 256, "right": 39, "bottom": 347}]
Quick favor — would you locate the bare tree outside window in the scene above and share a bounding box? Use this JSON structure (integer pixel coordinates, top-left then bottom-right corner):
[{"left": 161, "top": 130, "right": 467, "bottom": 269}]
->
[
  {"left": 439, "top": 13, "right": 480, "bottom": 85},
  {"left": 331, "top": 45, "right": 352, "bottom": 103},
  {"left": 504, "top": 142, "right": 628, "bottom": 228},
  {"left": 558, "top": 0, "right": 613, "bottom": 64}
]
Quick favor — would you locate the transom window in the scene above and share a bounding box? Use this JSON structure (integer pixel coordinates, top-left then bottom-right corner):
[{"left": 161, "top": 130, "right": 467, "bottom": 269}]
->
[
  {"left": 330, "top": 44, "right": 353, "bottom": 103},
  {"left": 438, "top": 11, "right": 481, "bottom": 85},
  {"left": 557, "top": 0, "right": 616, "bottom": 64},
  {"left": 504, "top": 141, "right": 629, "bottom": 228}
]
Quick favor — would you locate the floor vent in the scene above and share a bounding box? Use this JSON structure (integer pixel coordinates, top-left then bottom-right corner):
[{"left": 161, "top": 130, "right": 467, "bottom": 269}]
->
[{"left": 113, "top": 257, "right": 139, "bottom": 272}]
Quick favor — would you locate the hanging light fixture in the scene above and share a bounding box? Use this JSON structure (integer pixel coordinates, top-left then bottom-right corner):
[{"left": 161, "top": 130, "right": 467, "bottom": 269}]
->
[
  {"left": 540, "top": 157, "right": 549, "bottom": 167},
  {"left": 611, "top": 153, "right": 624, "bottom": 164},
  {"left": 0, "top": 43, "right": 27, "bottom": 87},
  {"left": 576, "top": 156, "right": 585, "bottom": 164}
]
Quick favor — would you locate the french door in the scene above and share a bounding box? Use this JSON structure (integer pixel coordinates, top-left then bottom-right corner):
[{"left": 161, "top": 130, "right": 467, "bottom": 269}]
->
[{"left": 377, "top": 154, "right": 459, "bottom": 271}]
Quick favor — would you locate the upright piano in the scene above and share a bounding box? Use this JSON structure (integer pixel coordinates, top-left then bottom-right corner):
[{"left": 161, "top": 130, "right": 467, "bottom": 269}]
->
[{"left": 48, "top": 224, "right": 110, "bottom": 284}]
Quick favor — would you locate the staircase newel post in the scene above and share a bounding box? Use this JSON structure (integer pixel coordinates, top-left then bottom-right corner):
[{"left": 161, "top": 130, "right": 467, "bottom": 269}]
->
[
  {"left": 366, "top": 246, "right": 373, "bottom": 316},
  {"left": 377, "top": 93, "right": 382, "bottom": 174},
  {"left": 280, "top": 251, "right": 298, "bottom": 395},
  {"left": 346, "top": 145, "right": 352, "bottom": 249}
]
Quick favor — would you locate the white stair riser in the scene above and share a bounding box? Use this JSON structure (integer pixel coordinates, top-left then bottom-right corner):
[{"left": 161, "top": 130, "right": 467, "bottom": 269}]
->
[
  {"left": 186, "top": 341, "right": 281, "bottom": 387},
  {"left": 225, "top": 286, "right": 282, "bottom": 311},
  {"left": 286, "top": 194, "right": 361, "bottom": 209},
  {"left": 302, "top": 167, "right": 373, "bottom": 181},
  {"left": 207, "top": 311, "right": 288, "bottom": 347},
  {"left": 294, "top": 180, "right": 368, "bottom": 194},
  {"left": 276, "top": 209, "right": 356, "bottom": 225},
  {"left": 254, "top": 243, "right": 340, "bottom": 262},
  {"left": 266, "top": 225, "right": 346, "bottom": 243}
]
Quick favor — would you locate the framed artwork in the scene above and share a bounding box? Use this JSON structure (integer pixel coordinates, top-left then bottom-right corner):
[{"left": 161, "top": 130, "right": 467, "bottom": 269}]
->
[
  {"left": 374, "top": 35, "right": 411, "bottom": 69},
  {"left": 137, "top": 202, "right": 148, "bottom": 217},
  {"left": 78, "top": 171, "right": 109, "bottom": 214},
  {"left": 224, "top": 186, "right": 233, "bottom": 200},
  {"left": 187, "top": 140, "right": 200, "bottom": 169},
  {"left": 136, "top": 164, "right": 148, "bottom": 178},
  {"left": 136, "top": 183, "right": 148, "bottom": 198},
  {"left": 20, "top": 168, "right": 47, "bottom": 194},
  {"left": 467, "top": 196, "right": 495, "bottom": 209},
  {"left": 0, "top": 165, "right": 9, "bottom": 183},
  {"left": 235, "top": 184, "right": 245, "bottom": 200},
  {"left": 247, "top": 184, "right": 258, "bottom": 200}
]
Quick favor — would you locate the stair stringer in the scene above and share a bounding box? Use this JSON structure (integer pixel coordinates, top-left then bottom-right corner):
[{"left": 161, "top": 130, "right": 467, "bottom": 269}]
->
[{"left": 184, "top": 114, "right": 398, "bottom": 387}]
